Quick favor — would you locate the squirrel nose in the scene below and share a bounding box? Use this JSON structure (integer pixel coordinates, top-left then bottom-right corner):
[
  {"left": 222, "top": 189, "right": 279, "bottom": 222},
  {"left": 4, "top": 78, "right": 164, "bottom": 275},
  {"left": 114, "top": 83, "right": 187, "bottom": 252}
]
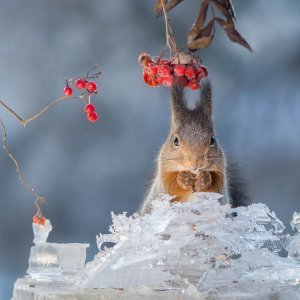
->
[{"left": 195, "top": 155, "right": 205, "bottom": 169}]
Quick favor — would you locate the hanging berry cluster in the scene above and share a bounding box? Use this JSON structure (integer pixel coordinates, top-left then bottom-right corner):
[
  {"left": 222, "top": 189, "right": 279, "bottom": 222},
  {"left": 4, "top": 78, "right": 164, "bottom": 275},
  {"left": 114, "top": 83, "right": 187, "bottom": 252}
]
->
[
  {"left": 138, "top": 52, "right": 208, "bottom": 90},
  {"left": 63, "top": 66, "right": 101, "bottom": 122}
]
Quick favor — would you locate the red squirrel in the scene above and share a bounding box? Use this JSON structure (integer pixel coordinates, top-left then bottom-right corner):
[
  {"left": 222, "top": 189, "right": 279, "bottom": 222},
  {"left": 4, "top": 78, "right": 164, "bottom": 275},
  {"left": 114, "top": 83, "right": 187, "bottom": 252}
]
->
[{"left": 140, "top": 81, "right": 249, "bottom": 214}]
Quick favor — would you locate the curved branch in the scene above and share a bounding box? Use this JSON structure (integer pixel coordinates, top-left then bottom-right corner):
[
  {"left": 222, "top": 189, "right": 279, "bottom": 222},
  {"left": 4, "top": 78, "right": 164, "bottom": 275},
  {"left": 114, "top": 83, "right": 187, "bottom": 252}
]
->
[
  {"left": 0, "top": 95, "right": 82, "bottom": 127},
  {"left": 0, "top": 94, "right": 83, "bottom": 215}
]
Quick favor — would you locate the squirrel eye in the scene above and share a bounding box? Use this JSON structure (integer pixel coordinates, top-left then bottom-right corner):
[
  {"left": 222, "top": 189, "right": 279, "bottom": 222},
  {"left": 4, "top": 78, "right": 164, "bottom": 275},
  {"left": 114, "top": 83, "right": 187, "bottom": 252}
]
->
[
  {"left": 210, "top": 136, "right": 215, "bottom": 146},
  {"left": 173, "top": 137, "right": 180, "bottom": 147}
]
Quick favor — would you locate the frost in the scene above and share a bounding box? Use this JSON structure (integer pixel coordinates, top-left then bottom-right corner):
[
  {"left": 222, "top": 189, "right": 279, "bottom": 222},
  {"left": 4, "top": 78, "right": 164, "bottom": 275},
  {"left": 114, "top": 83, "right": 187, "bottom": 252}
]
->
[{"left": 13, "top": 193, "right": 300, "bottom": 299}]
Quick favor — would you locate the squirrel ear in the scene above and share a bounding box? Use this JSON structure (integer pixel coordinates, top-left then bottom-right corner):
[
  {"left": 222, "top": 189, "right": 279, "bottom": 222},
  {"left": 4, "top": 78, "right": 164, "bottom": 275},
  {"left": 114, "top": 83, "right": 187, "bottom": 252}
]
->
[
  {"left": 197, "top": 81, "right": 212, "bottom": 118},
  {"left": 170, "top": 86, "right": 188, "bottom": 123}
]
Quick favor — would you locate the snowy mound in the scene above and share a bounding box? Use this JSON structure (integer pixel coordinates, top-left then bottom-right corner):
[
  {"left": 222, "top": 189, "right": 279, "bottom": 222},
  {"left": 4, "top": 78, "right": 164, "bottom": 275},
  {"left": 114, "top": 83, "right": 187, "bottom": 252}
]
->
[{"left": 82, "top": 193, "right": 300, "bottom": 295}]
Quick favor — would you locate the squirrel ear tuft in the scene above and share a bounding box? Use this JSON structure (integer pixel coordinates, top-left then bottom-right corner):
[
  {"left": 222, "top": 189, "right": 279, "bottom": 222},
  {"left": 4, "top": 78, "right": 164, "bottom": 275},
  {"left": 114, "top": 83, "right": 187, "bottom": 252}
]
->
[
  {"left": 197, "top": 80, "right": 212, "bottom": 118},
  {"left": 171, "top": 85, "right": 187, "bottom": 123}
]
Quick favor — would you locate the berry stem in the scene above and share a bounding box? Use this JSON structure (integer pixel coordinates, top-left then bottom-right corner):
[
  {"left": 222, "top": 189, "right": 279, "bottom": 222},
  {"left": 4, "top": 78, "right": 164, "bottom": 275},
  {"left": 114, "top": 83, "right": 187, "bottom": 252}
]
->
[
  {"left": 161, "top": 0, "right": 180, "bottom": 53},
  {"left": 86, "top": 64, "right": 101, "bottom": 79},
  {"left": 209, "top": 1, "right": 216, "bottom": 36}
]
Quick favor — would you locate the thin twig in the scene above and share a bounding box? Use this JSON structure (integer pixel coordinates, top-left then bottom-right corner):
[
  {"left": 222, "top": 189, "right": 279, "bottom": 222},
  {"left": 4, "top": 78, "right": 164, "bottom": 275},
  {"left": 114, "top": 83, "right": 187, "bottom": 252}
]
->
[
  {"left": 0, "top": 95, "right": 81, "bottom": 127},
  {"left": 161, "top": 0, "right": 180, "bottom": 53},
  {"left": 209, "top": 1, "right": 216, "bottom": 36},
  {"left": 0, "top": 118, "right": 47, "bottom": 214},
  {"left": 0, "top": 94, "right": 83, "bottom": 215}
]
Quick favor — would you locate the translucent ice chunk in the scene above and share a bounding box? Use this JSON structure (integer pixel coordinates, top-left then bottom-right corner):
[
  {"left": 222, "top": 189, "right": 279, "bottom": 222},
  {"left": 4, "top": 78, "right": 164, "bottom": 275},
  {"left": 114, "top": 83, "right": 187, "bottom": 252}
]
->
[
  {"left": 33, "top": 219, "right": 52, "bottom": 244},
  {"left": 27, "top": 243, "right": 89, "bottom": 281}
]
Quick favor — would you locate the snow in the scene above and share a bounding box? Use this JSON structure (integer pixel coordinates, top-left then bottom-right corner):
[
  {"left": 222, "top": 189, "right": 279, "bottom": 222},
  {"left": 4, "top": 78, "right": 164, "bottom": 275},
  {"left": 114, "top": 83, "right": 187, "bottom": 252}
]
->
[{"left": 13, "top": 193, "right": 300, "bottom": 299}]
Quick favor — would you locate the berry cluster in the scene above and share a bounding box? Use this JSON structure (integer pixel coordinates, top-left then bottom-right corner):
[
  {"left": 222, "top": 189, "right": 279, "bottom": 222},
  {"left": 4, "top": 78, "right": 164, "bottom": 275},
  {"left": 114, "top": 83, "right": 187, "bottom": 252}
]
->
[
  {"left": 63, "top": 66, "right": 102, "bottom": 123},
  {"left": 33, "top": 214, "right": 46, "bottom": 226},
  {"left": 64, "top": 79, "right": 98, "bottom": 97},
  {"left": 138, "top": 52, "right": 208, "bottom": 90}
]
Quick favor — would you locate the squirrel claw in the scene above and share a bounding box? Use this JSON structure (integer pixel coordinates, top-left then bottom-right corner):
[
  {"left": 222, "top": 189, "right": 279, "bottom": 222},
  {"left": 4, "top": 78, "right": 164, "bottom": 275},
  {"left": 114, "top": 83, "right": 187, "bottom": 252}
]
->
[
  {"left": 194, "top": 171, "right": 212, "bottom": 192},
  {"left": 177, "top": 171, "right": 196, "bottom": 191}
]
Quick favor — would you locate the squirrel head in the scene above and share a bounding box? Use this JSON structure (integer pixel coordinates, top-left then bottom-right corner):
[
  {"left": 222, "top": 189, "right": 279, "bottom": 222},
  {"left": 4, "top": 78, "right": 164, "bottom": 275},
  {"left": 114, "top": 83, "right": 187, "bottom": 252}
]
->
[{"left": 161, "top": 81, "right": 224, "bottom": 172}]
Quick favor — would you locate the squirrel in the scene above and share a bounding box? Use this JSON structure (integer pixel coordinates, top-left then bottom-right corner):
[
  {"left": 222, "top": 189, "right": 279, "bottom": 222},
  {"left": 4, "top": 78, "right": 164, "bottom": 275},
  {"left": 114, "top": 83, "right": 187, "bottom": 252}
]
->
[{"left": 140, "top": 81, "right": 249, "bottom": 214}]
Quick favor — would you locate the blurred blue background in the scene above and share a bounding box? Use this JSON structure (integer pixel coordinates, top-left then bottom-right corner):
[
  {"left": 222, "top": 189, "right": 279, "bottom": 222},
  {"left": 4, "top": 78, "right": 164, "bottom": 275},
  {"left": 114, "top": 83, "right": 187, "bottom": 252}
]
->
[{"left": 0, "top": 0, "right": 299, "bottom": 298}]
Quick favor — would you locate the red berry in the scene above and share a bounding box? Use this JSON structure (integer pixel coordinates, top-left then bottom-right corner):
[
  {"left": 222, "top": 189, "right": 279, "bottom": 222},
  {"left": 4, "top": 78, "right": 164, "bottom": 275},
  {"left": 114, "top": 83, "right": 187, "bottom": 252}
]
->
[
  {"left": 159, "top": 59, "right": 169, "bottom": 65},
  {"left": 155, "top": 76, "right": 163, "bottom": 84},
  {"left": 76, "top": 79, "right": 86, "bottom": 89},
  {"left": 33, "top": 214, "right": 46, "bottom": 225},
  {"left": 174, "top": 64, "right": 186, "bottom": 77},
  {"left": 174, "top": 76, "right": 188, "bottom": 88},
  {"left": 64, "top": 86, "right": 72, "bottom": 96},
  {"left": 143, "top": 70, "right": 159, "bottom": 87},
  {"left": 184, "top": 66, "right": 196, "bottom": 80},
  {"left": 87, "top": 112, "right": 98, "bottom": 122},
  {"left": 158, "top": 65, "right": 172, "bottom": 78},
  {"left": 86, "top": 81, "right": 97, "bottom": 93},
  {"left": 162, "top": 75, "right": 174, "bottom": 87},
  {"left": 84, "top": 104, "right": 95, "bottom": 114},
  {"left": 188, "top": 79, "right": 201, "bottom": 90},
  {"left": 147, "top": 64, "right": 158, "bottom": 76},
  {"left": 197, "top": 65, "right": 208, "bottom": 78}
]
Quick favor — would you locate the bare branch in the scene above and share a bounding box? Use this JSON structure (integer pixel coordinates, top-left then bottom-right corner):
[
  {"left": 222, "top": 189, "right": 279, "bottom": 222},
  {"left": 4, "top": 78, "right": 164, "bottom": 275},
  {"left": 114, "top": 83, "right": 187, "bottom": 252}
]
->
[
  {"left": 0, "top": 95, "right": 81, "bottom": 127},
  {"left": 0, "top": 118, "right": 47, "bottom": 214},
  {"left": 0, "top": 94, "right": 83, "bottom": 215}
]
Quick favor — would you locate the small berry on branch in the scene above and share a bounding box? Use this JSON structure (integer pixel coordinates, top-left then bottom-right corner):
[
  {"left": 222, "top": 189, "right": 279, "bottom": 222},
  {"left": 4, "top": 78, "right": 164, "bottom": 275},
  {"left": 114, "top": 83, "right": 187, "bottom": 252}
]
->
[
  {"left": 87, "top": 112, "right": 98, "bottom": 122},
  {"left": 174, "top": 64, "right": 186, "bottom": 77},
  {"left": 84, "top": 103, "right": 95, "bottom": 114},
  {"left": 86, "top": 81, "right": 97, "bottom": 94},
  {"left": 76, "top": 79, "right": 86, "bottom": 90},
  {"left": 64, "top": 86, "right": 73, "bottom": 96}
]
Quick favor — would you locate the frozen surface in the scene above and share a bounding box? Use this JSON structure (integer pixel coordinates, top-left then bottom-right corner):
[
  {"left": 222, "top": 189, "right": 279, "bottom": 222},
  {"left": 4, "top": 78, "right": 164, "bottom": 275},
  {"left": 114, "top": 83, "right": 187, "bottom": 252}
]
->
[{"left": 13, "top": 193, "right": 300, "bottom": 299}]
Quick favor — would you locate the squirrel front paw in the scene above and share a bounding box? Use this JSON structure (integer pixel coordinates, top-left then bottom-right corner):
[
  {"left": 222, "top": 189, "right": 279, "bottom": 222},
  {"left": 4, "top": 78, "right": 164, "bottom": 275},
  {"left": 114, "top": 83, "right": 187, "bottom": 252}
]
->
[
  {"left": 194, "top": 171, "right": 212, "bottom": 192},
  {"left": 177, "top": 171, "right": 196, "bottom": 191}
]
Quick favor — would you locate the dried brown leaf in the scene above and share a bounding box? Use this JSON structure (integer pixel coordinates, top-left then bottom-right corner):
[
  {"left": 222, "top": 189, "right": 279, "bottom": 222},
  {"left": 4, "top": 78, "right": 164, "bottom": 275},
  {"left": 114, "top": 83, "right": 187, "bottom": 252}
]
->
[
  {"left": 216, "top": 18, "right": 252, "bottom": 51},
  {"left": 224, "top": 28, "right": 252, "bottom": 51},
  {"left": 212, "top": 0, "right": 235, "bottom": 20},
  {"left": 215, "top": 17, "right": 234, "bottom": 30},
  {"left": 187, "top": 0, "right": 209, "bottom": 43},
  {"left": 153, "top": 0, "right": 184, "bottom": 18},
  {"left": 198, "top": 18, "right": 215, "bottom": 38},
  {"left": 187, "top": 35, "right": 214, "bottom": 51}
]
